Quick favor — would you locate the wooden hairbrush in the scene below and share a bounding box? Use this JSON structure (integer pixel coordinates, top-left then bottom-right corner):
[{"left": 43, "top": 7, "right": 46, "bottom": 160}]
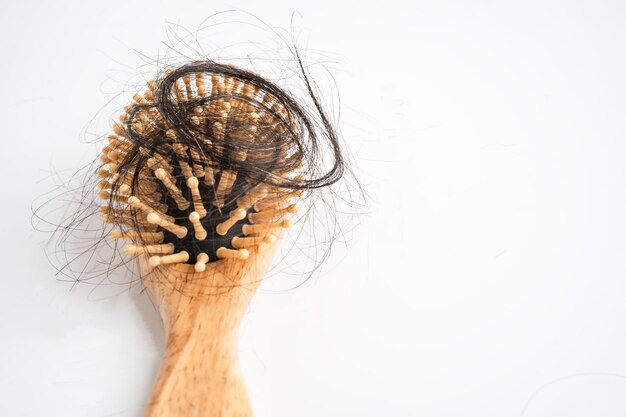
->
[{"left": 96, "top": 61, "right": 322, "bottom": 416}]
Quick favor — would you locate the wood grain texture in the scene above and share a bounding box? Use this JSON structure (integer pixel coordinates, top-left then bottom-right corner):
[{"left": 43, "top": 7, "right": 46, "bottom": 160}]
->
[{"left": 137, "top": 237, "right": 281, "bottom": 417}]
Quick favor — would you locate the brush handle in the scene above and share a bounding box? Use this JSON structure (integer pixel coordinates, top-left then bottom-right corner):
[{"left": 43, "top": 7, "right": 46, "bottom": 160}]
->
[
  {"left": 144, "top": 282, "right": 253, "bottom": 416},
  {"left": 137, "top": 243, "right": 279, "bottom": 417}
]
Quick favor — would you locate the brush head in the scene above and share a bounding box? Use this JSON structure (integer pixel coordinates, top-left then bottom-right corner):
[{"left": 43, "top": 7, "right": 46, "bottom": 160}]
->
[{"left": 98, "top": 61, "right": 307, "bottom": 268}]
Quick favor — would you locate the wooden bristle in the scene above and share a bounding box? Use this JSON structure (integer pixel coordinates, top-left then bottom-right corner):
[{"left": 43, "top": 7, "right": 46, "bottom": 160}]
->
[
  {"left": 190, "top": 148, "right": 205, "bottom": 178},
  {"left": 119, "top": 179, "right": 158, "bottom": 196},
  {"left": 213, "top": 151, "right": 247, "bottom": 208},
  {"left": 189, "top": 211, "right": 207, "bottom": 240},
  {"left": 182, "top": 74, "right": 193, "bottom": 99},
  {"left": 128, "top": 196, "right": 173, "bottom": 223},
  {"left": 123, "top": 243, "right": 175, "bottom": 255},
  {"left": 254, "top": 189, "right": 303, "bottom": 212},
  {"left": 212, "top": 121, "right": 225, "bottom": 140},
  {"left": 147, "top": 213, "right": 187, "bottom": 239},
  {"left": 172, "top": 79, "right": 186, "bottom": 102},
  {"left": 195, "top": 252, "right": 209, "bottom": 272},
  {"left": 99, "top": 206, "right": 132, "bottom": 217},
  {"left": 255, "top": 235, "right": 278, "bottom": 254},
  {"left": 242, "top": 219, "right": 292, "bottom": 236},
  {"left": 231, "top": 234, "right": 276, "bottom": 249},
  {"left": 99, "top": 190, "right": 128, "bottom": 204},
  {"left": 204, "top": 162, "right": 215, "bottom": 186},
  {"left": 236, "top": 187, "right": 267, "bottom": 210},
  {"left": 98, "top": 179, "right": 112, "bottom": 190},
  {"left": 102, "top": 214, "right": 156, "bottom": 229},
  {"left": 146, "top": 80, "right": 156, "bottom": 95},
  {"left": 133, "top": 93, "right": 147, "bottom": 104},
  {"left": 186, "top": 177, "right": 207, "bottom": 218},
  {"left": 216, "top": 209, "right": 247, "bottom": 236},
  {"left": 154, "top": 168, "right": 190, "bottom": 211},
  {"left": 110, "top": 230, "right": 164, "bottom": 243},
  {"left": 108, "top": 162, "right": 119, "bottom": 173},
  {"left": 216, "top": 247, "right": 249, "bottom": 260},
  {"left": 196, "top": 73, "right": 207, "bottom": 97},
  {"left": 248, "top": 204, "right": 297, "bottom": 224},
  {"left": 147, "top": 154, "right": 174, "bottom": 173},
  {"left": 98, "top": 168, "right": 113, "bottom": 179},
  {"left": 118, "top": 184, "right": 131, "bottom": 195},
  {"left": 172, "top": 143, "right": 194, "bottom": 179},
  {"left": 112, "top": 122, "right": 126, "bottom": 137},
  {"left": 213, "top": 170, "right": 236, "bottom": 208},
  {"left": 149, "top": 251, "right": 189, "bottom": 267}
]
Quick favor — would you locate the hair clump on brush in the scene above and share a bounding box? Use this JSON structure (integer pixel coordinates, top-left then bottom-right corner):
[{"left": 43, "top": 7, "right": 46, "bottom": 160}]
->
[{"left": 98, "top": 60, "right": 346, "bottom": 271}]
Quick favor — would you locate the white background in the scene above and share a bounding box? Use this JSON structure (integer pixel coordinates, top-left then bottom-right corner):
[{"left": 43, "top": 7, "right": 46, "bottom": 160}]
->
[{"left": 2, "top": 1, "right": 626, "bottom": 416}]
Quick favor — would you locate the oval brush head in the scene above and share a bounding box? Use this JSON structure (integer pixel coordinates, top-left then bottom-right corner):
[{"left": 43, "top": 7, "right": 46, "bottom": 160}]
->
[{"left": 97, "top": 62, "right": 307, "bottom": 270}]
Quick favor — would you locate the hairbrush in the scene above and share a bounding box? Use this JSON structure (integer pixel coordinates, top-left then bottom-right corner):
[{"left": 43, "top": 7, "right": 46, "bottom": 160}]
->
[{"left": 97, "top": 61, "right": 344, "bottom": 416}]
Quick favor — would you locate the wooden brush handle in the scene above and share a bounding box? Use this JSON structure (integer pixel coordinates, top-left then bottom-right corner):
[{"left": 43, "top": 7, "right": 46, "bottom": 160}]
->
[{"left": 137, "top": 241, "right": 280, "bottom": 417}]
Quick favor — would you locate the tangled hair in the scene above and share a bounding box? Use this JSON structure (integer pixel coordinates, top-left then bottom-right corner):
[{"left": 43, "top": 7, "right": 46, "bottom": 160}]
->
[
  {"left": 33, "top": 46, "right": 362, "bottom": 294},
  {"left": 119, "top": 60, "right": 344, "bottom": 192},
  {"left": 99, "top": 57, "right": 348, "bottom": 266}
]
